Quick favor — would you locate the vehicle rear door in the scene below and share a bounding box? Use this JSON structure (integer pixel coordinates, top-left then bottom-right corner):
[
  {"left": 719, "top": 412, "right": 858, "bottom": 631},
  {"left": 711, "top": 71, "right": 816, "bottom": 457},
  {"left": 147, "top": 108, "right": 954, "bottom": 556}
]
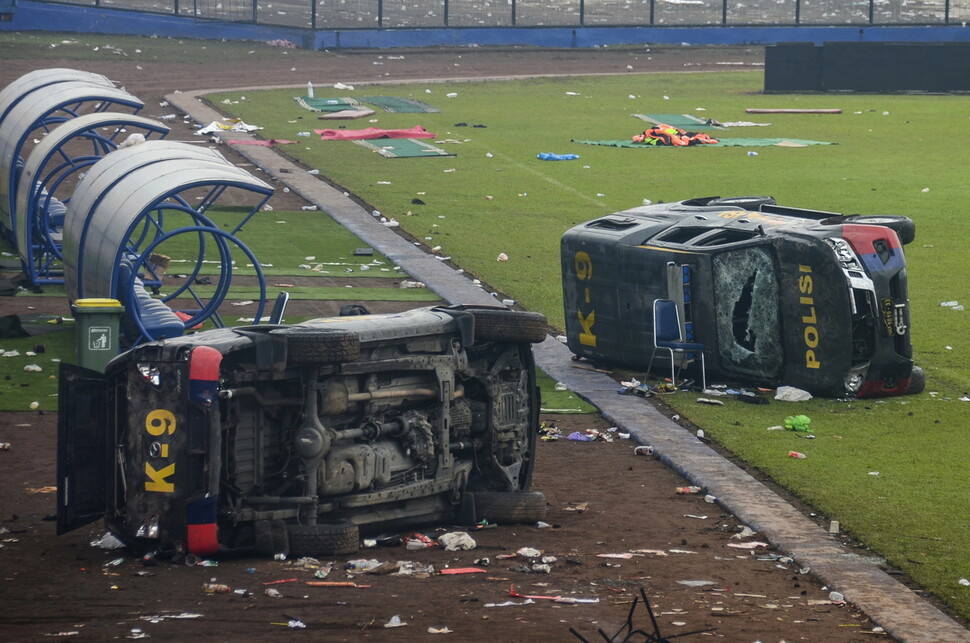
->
[{"left": 57, "top": 363, "right": 113, "bottom": 535}]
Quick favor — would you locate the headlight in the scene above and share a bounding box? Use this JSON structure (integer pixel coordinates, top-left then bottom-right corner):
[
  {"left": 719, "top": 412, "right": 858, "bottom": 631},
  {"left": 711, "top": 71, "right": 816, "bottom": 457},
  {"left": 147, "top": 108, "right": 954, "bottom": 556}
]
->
[
  {"left": 137, "top": 363, "right": 162, "bottom": 387},
  {"left": 844, "top": 368, "right": 866, "bottom": 394},
  {"left": 828, "top": 238, "right": 858, "bottom": 267}
]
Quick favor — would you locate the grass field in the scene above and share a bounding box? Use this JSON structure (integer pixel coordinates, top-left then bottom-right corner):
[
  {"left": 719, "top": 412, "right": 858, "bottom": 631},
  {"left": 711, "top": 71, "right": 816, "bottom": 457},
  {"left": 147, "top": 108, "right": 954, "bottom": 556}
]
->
[{"left": 206, "top": 73, "right": 970, "bottom": 621}]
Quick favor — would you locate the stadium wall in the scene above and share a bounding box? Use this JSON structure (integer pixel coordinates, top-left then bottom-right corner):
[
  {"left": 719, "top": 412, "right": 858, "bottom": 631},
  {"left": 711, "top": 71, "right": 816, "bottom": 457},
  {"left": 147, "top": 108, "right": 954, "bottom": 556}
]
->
[{"left": 2, "top": 0, "right": 970, "bottom": 49}]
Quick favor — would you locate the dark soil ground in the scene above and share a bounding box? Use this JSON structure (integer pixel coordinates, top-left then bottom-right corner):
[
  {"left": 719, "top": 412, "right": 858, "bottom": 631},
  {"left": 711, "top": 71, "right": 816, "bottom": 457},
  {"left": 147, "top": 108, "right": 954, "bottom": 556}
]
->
[{"left": 0, "top": 43, "right": 888, "bottom": 642}]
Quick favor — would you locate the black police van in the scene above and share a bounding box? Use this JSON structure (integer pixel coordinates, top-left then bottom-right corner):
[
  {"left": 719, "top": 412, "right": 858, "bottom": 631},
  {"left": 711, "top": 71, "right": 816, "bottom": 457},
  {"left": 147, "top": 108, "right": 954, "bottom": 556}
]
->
[
  {"left": 58, "top": 305, "right": 548, "bottom": 559},
  {"left": 561, "top": 196, "right": 922, "bottom": 398}
]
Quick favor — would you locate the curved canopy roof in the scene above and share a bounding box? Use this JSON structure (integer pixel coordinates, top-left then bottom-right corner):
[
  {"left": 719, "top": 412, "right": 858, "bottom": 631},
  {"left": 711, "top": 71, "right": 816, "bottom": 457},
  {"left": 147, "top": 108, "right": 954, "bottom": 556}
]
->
[
  {"left": 63, "top": 141, "right": 272, "bottom": 303},
  {"left": 0, "top": 68, "right": 114, "bottom": 126},
  {"left": 0, "top": 80, "right": 143, "bottom": 242},
  {"left": 15, "top": 112, "right": 171, "bottom": 283}
]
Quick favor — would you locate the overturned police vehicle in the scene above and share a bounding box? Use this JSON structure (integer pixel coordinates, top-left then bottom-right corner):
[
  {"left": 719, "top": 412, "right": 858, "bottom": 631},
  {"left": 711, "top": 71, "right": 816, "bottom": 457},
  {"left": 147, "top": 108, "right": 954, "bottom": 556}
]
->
[
  {"left": 57, "top": 305, "right": 548, "bottom": 558},
  {"left": 561, "top": 196, "right": 923, "bottom": 399}
]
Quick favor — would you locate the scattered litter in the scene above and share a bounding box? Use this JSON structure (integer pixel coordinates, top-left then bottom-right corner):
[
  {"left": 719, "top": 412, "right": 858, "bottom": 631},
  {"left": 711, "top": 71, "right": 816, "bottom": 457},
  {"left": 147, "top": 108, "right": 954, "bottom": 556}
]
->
[
  {"left": 428, "top": 626, "right": 454, "bottom": 634},
  {"left": 383, "top": 615, "right": 407, "bottom": 628},
  {"left": 404, "top": 533, "right": 438, "bottom": 551},
  {"left": 264, "top": 587, "right": 283, "bottom": 598},
  {"left": 345, "top": 558, "right": 383, "bottom": 572},
  {"left": 634, "top": 445, "right": 654, "bottom": 456},
  {"left": 306, "top": 580, "right": 367, "bottom": 587},
  {"left": 631, "top": 549, "right": 668, "bottom": 556},
  {"left": 516, "top": 547, "right": 542, "bottom": 558},
  {"left": 726, "top": 541, "right": 770, "bottom": 550},
  {"left": 484, "top": 599, "right": 535, "bottom": 608},
  {"left": 788, "top": 451, "right": 807, "bottom": 459},
  {"left": 677, "top": 580, "right": 716, "bottom": 587},
  {"left": 563, "top": 501, "right": 588, "bottom": 512},
  {"left": 96, "top": 533, "right": 125, "bottom": 550},
  {"left": 775, "top": 386, "right": 813, "bottom": 402},
  {"left": 438, "top": 531, "right": 476, "bottom": 551},
  {"left": 597, "top": 553, "right": 635, "bottom": 559},
  {"left": 497, "top": 252, "right": 509, "bottom": 262},
  {"left": 696, "top": 398, "right": 724, "bottom": 406},
  {"left": 139, "top": 613, "right": 202, "bottom": 623},
  {"left": 509, "top": 584, "right": 598, "bottom": 603},
  {"left": 732, "top": 526, "right": 758, "bottom": 539},
  {"left": 537, "top": 152, "right": 580, "bottom": 161},
  {"left": 684, "top": 514, "right": 708, "bottom": 520},
  {"left": 959, "top": 578, "right": 970, "bottom": 587},
  {"left": 439, "top": 567, "right": 486, "bottom": 575},
  {"left": 675, "top": 486, "right": 702, "bottom": 495},
  {"left": 783, "top": 414, "right": 811, "bottom": 432}
]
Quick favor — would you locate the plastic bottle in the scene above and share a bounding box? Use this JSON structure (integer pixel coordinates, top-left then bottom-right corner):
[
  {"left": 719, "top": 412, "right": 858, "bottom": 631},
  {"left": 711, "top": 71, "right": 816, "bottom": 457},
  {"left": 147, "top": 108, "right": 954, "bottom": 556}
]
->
[
  {"left": 676, "top": 486, "right": 703, "bottom": 494},
  {"left": 788, "top": 451, "right": 807, "bottom": 459}
]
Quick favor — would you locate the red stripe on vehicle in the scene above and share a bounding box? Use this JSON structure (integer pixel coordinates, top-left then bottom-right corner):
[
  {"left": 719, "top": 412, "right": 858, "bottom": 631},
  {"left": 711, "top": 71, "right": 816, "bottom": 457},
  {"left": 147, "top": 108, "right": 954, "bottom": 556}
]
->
[
  {"left": 189, "top": 346, "right": 222, "bottom": 381},
  {"left": 187, "top": 523, "right": 219, "bottom": 555}
]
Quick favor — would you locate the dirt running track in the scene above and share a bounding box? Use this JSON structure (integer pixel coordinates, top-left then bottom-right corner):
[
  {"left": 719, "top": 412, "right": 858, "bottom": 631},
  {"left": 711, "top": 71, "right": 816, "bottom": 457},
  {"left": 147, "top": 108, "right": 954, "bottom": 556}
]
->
[{"left": 0, "top": 42, "right": 952, "bottom": 642}]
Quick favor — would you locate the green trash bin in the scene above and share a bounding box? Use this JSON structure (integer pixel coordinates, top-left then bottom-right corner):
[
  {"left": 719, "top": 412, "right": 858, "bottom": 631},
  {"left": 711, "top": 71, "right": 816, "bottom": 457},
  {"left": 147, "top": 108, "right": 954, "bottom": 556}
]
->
[{"left": 72, "top": 298, "right": 125, "bottom": 372}]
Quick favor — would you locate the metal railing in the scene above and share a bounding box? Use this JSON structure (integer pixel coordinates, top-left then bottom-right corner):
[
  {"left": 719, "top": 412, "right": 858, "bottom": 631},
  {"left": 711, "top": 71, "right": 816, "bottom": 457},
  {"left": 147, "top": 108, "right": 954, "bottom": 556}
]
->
[{"left": 36, "top": 0, "right": 970, "bottom": 30}]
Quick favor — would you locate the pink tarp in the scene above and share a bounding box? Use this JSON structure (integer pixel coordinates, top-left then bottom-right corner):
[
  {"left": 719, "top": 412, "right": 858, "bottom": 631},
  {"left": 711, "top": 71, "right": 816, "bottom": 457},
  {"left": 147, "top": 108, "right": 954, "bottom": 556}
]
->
[{"left": 314, "top": 126, "right": 435, "bottom": 141}]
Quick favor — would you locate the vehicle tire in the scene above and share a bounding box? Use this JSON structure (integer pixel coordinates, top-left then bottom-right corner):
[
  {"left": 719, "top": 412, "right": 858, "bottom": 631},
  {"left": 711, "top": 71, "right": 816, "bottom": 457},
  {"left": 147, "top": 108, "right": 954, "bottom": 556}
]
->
[
  {"left": 844, "top": 215, "right": 916, "bottom": 245},
  {"left": 272, "top": 327, "right": 360, "bottom": 364},
  {"left": 288, "top": 521, "right": 360, "bottom": 557},
  {"left": 470, "top": 308, "right": 548, "bottom": 344},
  {"left": 906, "top": 365, "right": 926, "bottom": 395},
  {"left": 470, "top": 491, "right": 547, "bottom": 524},
  {"left": 707, "top": 196, "right": 776, "bottom": 209}
]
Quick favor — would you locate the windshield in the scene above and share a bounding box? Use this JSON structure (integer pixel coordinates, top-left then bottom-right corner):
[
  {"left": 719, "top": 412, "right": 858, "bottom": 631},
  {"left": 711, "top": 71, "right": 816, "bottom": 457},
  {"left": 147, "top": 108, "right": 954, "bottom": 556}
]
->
[{"left": 712, "top": 246, "right": 783, "bottom": 379}]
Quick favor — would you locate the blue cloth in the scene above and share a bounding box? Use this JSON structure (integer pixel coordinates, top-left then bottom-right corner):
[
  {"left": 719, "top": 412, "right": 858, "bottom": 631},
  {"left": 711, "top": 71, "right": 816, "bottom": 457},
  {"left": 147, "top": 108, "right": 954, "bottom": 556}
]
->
[{"left": 537, "top": 152, "right": 579, "bottom": 161}]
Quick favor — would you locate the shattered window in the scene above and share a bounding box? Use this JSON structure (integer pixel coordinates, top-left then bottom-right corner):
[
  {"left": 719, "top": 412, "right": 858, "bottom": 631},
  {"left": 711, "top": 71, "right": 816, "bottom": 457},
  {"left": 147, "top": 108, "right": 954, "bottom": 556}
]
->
[{"left": 712, "top": 247, "right": 783, "bottom": 379}]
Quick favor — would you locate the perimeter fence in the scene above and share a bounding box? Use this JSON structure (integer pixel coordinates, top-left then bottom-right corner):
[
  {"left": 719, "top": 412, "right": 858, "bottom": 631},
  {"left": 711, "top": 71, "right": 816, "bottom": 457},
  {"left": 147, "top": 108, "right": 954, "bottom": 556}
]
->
[{"left": 25, "top": 0, "right": 970, "bottom": 31}]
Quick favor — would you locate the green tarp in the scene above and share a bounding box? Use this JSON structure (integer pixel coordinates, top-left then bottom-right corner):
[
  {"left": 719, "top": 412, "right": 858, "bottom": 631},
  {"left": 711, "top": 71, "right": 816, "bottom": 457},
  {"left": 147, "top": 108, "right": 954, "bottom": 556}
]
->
[
  {"left": 363, "top": 96, "right": 440, "bottom": 113},
  {"left": 294, "top": 96, "right": 362, "bottom": 112},
  {"left": 353, "top": 138, "right": 455, "bottom": 158}
]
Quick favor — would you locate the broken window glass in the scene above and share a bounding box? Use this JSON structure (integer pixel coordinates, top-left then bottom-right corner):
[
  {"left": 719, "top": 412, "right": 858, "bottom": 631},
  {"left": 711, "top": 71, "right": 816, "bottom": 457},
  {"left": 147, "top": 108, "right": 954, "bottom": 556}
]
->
[{"left": 713, "top": 246, "right": 783, "bottom": 379}]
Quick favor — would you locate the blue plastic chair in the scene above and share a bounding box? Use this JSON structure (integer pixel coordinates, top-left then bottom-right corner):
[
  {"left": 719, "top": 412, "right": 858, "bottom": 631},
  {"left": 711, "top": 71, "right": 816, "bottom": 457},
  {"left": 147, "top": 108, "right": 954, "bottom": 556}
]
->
[{"left": 650, "top": 298, "right": 706, "bottom": 390}]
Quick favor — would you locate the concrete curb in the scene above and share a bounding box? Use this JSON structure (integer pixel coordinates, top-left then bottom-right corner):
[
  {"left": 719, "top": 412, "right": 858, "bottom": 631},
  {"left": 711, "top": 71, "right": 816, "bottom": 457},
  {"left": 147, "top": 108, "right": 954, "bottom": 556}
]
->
[{"left": 168, "top": 87, "right": 970, "bottom": 643}]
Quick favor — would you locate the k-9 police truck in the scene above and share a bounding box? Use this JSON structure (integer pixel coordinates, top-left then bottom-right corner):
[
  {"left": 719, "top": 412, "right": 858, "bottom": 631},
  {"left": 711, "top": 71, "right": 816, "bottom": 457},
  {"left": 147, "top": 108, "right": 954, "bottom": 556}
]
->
[
  {"left": 57, "top": 305, "right": 548, "bottom": 559},
  {"left": 561, "top": 196, "right": 923, "bottom": 398}
]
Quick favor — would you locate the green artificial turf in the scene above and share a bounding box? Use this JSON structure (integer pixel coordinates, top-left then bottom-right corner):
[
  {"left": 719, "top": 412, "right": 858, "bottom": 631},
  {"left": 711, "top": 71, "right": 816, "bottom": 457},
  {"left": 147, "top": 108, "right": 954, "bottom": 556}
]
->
[
  {"left": 0, "top": 326, "right": 74, "bottom": 413},
  {"left": 207, "top": 74, "right": 970, "bottom": 620},
  {"left": 127, "top": 208, "right": 400, "bottom": 278}
]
